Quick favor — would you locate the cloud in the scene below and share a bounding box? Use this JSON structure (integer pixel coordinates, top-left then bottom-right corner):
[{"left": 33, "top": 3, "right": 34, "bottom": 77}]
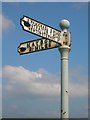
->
[
  {"left": 1, "top": 65, "right": 88, "bottom": 97},
  {"left": 1, "top": 65, "right": 88, "bottom": 118},
  {"left": 2, "top": 65, "right": 60, "bottom": 118},
  {"left": 69, "top": 82, "right": 88, "bottom": 97},
  {"left": 2, "top": 65, "right": 60, "bottom": 96},
  {"left": 0, "top": 14, "right": 15, "bottom": 31},
  {"left": 69, "top": 66, "right": 88, "bottom": 97}
]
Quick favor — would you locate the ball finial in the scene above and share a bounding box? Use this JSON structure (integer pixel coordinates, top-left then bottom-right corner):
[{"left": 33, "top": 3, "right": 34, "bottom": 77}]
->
[{"left": 60, "top": 19, "right": 70, "bottom": 31}]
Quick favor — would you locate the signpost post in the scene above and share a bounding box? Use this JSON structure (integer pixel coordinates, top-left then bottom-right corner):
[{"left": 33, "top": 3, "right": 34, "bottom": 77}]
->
[
  {"left": 18, "top": 16, "right": 72, "bottom": 119},
  {"left": 58, "top": 19, "right": 71, "bottom": 119}
]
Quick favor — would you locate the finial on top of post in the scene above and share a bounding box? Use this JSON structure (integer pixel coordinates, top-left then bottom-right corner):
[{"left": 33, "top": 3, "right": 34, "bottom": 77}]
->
[
  {"left": 60, "top": 19, "right": 70, "bottom": 32},
  {"left": 59, "top": 19, "right": 71, "bottom": 47}
]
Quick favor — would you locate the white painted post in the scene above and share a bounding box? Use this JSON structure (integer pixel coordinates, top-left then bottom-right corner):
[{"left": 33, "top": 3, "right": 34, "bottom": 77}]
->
[
  {"left": 59, "top": 46, "right": 70, "bottom": 118},
  {"left": 59, "top": 19, "right": 71, "bottom": 119}
]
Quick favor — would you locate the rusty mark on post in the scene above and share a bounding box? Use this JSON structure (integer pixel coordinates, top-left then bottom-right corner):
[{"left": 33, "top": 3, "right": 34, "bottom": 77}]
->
[{"left": 63, "top": 112, "right": 66, "bottom": 114}]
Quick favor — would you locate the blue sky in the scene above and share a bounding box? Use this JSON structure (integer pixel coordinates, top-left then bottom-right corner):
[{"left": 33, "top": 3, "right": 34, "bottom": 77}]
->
[{"left": 0, "top": 2, "right": 88, "bottom": 118}]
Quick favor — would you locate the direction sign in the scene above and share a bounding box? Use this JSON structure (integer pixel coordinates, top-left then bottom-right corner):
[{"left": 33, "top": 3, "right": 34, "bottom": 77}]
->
[
  {"left": 20, "top": 16, "right": 61, "bottom": 44},
  {"left": 18, "top": 38, "right": 59, "bottom": 55}
]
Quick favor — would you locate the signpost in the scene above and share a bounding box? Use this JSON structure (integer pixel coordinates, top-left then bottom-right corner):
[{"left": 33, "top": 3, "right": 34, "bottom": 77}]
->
[
  {"left": 18, "top": 16, "right": 72, "bottom": 119},
  {"left": 18, "top": 38, "right": 59, "bottom": 55},
  {"left": 20, "top": 16, "right": 71, "bottom": 46},
  {"left": 20, "top": 16, "right": 62, "bottom": 44}
]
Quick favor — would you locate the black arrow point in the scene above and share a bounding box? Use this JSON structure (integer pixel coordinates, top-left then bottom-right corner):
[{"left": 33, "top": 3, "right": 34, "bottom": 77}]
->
[{"left": 24, "top": 21, "right": 30, "bottom": 27}]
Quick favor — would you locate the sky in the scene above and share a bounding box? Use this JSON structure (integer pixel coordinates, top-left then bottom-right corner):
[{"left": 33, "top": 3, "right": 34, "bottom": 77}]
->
[{"left": 0, "top": 2, "right": 88, "bottom": 119}]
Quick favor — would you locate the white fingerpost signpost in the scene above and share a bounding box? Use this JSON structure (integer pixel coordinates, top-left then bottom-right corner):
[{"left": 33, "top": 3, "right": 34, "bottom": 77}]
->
[
  {"left": 18, "top": 16, "right": 72, "bottom": 119},
  {"left": 59, "top": 19, "right": 71, "bottom": 119}
]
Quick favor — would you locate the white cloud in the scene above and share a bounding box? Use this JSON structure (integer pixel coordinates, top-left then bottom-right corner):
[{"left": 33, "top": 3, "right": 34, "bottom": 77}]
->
[
  {"left": 69, "top": 66, "right": 88, "bottom": 97},
  {"left": 0, "top": 14, "right": 15, "bottom": 31},
  {"left": 2, "top": 65, "right": 60, "bottom": 96},
  {"left": 1, "top": 65, "right": 88, "bottom": 118},
  {"left": 69, "top": 82, "right": 88, "bottom": 97},
  {"left": 1, "top": 65, "right": 88, "bottom": 97}
]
